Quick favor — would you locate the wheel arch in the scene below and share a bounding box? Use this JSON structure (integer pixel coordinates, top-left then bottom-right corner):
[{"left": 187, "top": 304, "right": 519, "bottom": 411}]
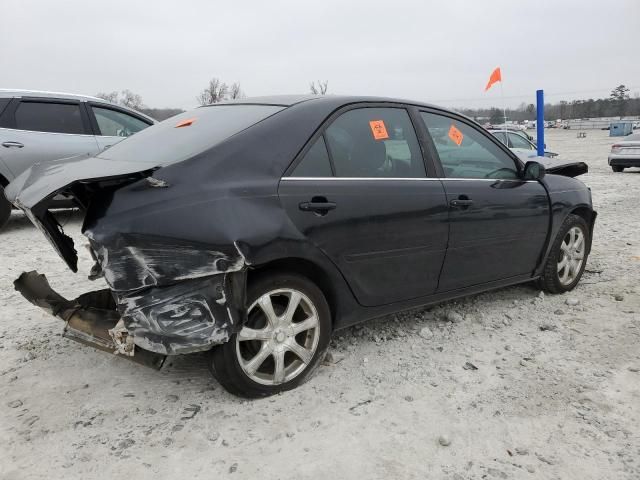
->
[{"left": 246, "top": 257, "right": 340, "bottom": 326}]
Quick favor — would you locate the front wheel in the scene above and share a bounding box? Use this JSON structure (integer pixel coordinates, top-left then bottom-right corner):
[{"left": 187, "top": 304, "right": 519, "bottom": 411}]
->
[
  {"left": 539, "top": 214, "right": 590, "bottom": 293},
  {"left": 208, "top": 273, "right": 331, "bottom": 398},
  {"left": 612, "top": 166, "right": 625, "bottom": 172}
]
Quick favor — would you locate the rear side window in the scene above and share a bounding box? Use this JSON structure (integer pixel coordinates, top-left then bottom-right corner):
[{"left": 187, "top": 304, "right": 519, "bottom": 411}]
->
[
  {"left": 291, "top": 136, "right": 333, "bottom": 177},
  {"left": 324, "top": 107, "right": 425, "bottom": 178},
  {"left": 14, "top": 102, "right": 85, "bottom": 134},
  {"left": 508, "top": 132, "right": 534, "bottom": 150},
  {"left": 99, "top": 104, "right": 284, "bottom": 166},
  {"left": 92, "top": 107, "right": 150, "bottom": 137}
]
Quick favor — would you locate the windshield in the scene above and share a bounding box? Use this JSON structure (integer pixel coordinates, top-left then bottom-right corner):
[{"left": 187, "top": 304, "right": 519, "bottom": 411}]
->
[{"left": 97, "top": 104, "right": 285, "bottom": 165}]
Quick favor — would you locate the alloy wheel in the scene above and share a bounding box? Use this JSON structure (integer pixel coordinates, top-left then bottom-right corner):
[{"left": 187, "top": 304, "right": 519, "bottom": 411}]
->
[
  {"left": 557, "top": 226, "right": 585, "bottom": 286},
  {"left": 236, "top": 288, "right": 320, "bottom": 386}
]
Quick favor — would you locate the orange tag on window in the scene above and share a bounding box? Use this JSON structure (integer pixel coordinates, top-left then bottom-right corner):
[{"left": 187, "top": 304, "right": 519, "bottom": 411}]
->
[
  {"left": 369, "top": 120, "right": 389, "bottom": 140},
  {"left": 448, "top": 124, "right": 464, "bottom": 146},
  {"left": 175, "top": 118, "right": 196, "bottom": 128}
]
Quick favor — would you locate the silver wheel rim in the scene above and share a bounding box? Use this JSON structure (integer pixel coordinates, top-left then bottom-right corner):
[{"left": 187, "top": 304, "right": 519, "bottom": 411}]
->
[
  {"left": 557, "top": 226, "right": 586, "bottom": 286},
  {"left": 236, "top": 288, "right": 320, "bottom": 386}
]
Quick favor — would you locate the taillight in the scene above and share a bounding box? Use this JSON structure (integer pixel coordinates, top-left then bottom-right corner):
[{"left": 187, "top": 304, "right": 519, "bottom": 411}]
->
[{"left": 611, "top": 144, "right": 622, "bottom": 153}]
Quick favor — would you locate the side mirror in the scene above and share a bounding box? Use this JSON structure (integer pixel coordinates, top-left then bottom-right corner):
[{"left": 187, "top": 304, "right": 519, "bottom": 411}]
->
[{"left": 523, "top": 161, "right": 546, "bottom": 181}]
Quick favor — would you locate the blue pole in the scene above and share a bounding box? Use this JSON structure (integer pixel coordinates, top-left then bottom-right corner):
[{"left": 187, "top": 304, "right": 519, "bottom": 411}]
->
[{"left": 536, "top": 89, "right": 545, "bottom": 156}]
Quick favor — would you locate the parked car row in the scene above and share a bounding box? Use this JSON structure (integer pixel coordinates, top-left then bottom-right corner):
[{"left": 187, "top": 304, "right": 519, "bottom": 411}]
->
[
  {"left": 0, "top": 89, "right": 155, "bottom": 228},
  {"left": 6, "top": 93, "right": 596, "bottom": 397}
]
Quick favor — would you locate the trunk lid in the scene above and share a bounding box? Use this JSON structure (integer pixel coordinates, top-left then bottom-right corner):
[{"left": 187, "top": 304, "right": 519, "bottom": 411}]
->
[{"left": 4, "top": 153, "right": 156, "bottom": 271}]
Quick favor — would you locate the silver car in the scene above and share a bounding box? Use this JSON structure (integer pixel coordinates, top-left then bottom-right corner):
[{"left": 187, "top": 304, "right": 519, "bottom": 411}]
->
[
  {"left": 609, "top": 133, "right": 640, "bottom": 172},
  {"left": 0, "top": 89, "right": 155, "bottom": 229}
]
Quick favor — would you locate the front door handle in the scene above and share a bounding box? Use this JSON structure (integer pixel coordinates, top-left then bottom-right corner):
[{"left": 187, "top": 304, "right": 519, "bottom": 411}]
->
[{"left": 2, "top": 141, "right": 24, "bottom": 148}]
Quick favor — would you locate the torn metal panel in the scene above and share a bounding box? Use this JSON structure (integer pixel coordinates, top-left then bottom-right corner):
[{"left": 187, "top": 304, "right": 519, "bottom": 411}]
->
[
  {"left": 14, "top": 271, "right": 166, "bottom": 369},
  {"left": 85, "top": 233, "right": 246, "bottom": 292},
  {"left": 114, "top": 273, "right": 246, "bottom": 355}
]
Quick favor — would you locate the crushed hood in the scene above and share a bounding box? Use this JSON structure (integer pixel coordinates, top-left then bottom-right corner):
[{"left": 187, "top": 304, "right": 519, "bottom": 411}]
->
[{"left": 512, "top": 150, "right": 588, "bottom": 177}]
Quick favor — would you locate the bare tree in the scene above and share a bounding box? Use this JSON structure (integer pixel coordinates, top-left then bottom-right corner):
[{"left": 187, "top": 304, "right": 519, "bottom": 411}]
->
[
  {"left": 197, "top": 78, "right": 229, "bottom": 105},
  {"left": 95, "top": 90, "right": 145, "bottom": 110},
  {"left": 310, "top": 80, "right": 329, "bottom": 95},
  {"left": 119, "top": 89, "right": 145, "bottom": 110},
  {"left": 228, "top": 82, "right": 245, "bottom": 100},
  {"left": 95, "top": 91, "right": 120, "bottom": 103}
]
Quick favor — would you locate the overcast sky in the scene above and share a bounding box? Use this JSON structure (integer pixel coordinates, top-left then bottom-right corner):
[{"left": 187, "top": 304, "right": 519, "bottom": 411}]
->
[{"left": 2, "top": 0, "right": 639, "bottom": 110}]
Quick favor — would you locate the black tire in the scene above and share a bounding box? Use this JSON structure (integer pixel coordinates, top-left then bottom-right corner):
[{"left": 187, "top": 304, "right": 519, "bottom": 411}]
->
[
  {"left": 539, "top": 214, "right": 590, "bottom": 294},
  {"left": 208, "top": 273, "right": 332, "bottom": 398},
  {"left": 612, "top": 166, "right": 624, "bottom": 172},
  {"left": 0, "top": 185, "right": 11, "bottom": 231}
]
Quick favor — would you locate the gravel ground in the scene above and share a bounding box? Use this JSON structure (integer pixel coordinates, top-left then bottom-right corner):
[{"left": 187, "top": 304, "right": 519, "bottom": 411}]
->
[{"left": 1, "top": 129, "right": 639, "bottom": 479}]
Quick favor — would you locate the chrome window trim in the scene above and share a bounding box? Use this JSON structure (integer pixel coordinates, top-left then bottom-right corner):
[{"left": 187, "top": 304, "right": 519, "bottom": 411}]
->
[{"left": 282, "top": 176, "right": 537, "bottom": 183}]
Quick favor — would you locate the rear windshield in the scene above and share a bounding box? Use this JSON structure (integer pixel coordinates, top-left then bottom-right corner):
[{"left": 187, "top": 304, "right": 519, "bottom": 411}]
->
[
  {"left": 97, "top": 104, "right": 284, "bottom": 165},
  {"left": 624, "top": 133, "right": 640, "bottom": 142}
]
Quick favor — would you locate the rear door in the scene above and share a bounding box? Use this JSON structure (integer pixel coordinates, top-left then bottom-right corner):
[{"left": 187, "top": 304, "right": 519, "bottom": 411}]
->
[
  {"left": 87, "top": 103, "right": 153, "bottom": 152},
  {"left": 0, "top": 98, "right": 99, "bottom": 179},
  {"left": 419, "top": 110, "right": 549, "bottom": 292},
  {"left": 279, "top": 105, "right": 449, "bottom": 307}
]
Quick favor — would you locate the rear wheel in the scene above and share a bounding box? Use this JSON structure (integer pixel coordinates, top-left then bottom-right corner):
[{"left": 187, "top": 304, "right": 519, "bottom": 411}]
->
[
  {"left": 612, "top": 166, "right": 625, "bottom": 172},
  {"left": 208, "top": 273, "right": 331, "bottom": 398},
  {"left": 0, "top": 186, "right": 11, "bottom": 231},
  {"left": 539, "top": 214, "right": 590, "bottom": 293}
]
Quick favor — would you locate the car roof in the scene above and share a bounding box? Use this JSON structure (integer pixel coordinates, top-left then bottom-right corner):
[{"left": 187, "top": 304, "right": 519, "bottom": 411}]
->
[
  {"left": 0, "top": 89, "right": 156, "bottom": 123},
  {"left": 0, "top": 89, "right": 109, "bottom": 103},
  {"left": 215, "top": 94, "right": 445, "bottom": 110}
]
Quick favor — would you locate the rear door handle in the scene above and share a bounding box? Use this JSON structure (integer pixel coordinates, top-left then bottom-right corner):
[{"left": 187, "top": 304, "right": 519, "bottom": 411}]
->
[
  {"left": 2, "top": 141, "right": 24, "bottom": 148},
  {"left": 299, "top": 202, "right": 337, "bottom": 212},
  {"left": 450, "top": 199, "right": 474, "bottom": 207}
]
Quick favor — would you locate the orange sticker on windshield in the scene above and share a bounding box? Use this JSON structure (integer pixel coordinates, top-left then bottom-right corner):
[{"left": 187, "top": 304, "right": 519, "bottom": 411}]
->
[
  {"left": 369, "top": 120, "right": 389, "bottom": 140},
  {"left": 448, "top": 124, "right": 463, "bottom": 146},
  {"left": 175, "top": 118, "right": 196, "bottom": 128}
]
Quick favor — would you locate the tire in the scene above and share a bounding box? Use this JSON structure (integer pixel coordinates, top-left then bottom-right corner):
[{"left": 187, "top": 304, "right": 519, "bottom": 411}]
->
[
  {"left": 612, "top": 166, "right": 624, "bottom": 172},
  {"left": 539, "top": 214, "right": 590, "bottom": 294},
  {"left": 208, "top": 273, "right": 332, "bottom": 398},
  {"left": 0, "top": 185, "right": 11, "bottom": 231}
]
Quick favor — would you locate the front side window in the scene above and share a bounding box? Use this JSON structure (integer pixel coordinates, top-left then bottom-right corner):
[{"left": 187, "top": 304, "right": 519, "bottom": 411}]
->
[
  {"left": 14, "top": 102, "right": 84, "bottom": 134},
  {"left": 291, "top": 136, "right": 333, "bottom": 177},
  {"left": 421, "top": 112, "right": 519, "bottom": 179},
  {"left": 92, "top": 107, "right": 150, "bottom": 137},
  {"left": 508, "top": 132, "right": 534, "bottom": 150},
  {"left": 325, "top": 107, "right": 425, "bottom": 178}
]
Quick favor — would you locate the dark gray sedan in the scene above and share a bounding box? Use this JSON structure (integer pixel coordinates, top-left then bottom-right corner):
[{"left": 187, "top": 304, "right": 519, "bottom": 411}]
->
[{"left": 6, "top": 95, "right": 596, "bottom": 397}]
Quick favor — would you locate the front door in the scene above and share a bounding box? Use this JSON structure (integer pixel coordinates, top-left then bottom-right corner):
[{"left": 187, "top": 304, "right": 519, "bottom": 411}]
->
[
  {"left": 279, "top": 106, "right": 449, "bottom": 307},
  {"left": 420, "top": 111, "right": 549, "bottom": 292}
]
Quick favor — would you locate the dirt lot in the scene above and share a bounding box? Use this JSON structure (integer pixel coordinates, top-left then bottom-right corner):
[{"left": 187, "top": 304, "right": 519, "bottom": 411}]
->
[{"left": 1, "top": 129, "right": 639, "bottom": 479}]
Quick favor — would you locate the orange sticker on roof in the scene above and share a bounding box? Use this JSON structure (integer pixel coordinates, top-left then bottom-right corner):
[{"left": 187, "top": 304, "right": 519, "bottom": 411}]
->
[
  {"left": 175, "top": 118, "right": 196, "bottom": 128},
  {"left": 448, "top": 124, "right": 463, "bottom": 146},
  {"left": 369, "top": 120, "right": 389, "bottom": 140}
]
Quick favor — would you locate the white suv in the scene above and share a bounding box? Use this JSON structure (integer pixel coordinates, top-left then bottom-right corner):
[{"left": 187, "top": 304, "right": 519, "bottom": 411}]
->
[{"left": 0, "top": 89, "right": 155, "bottom": 229}]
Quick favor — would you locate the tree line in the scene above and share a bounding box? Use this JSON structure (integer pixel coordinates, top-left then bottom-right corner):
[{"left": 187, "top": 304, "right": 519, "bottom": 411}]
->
[{"left": 459, "top": 85, "right": 638, "bottom": 124}]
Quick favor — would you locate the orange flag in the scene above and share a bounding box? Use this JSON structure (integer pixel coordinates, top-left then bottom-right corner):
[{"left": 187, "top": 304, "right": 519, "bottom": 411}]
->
[{"left": 485, "top": 67, "right": 502, "bottom": 91}]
